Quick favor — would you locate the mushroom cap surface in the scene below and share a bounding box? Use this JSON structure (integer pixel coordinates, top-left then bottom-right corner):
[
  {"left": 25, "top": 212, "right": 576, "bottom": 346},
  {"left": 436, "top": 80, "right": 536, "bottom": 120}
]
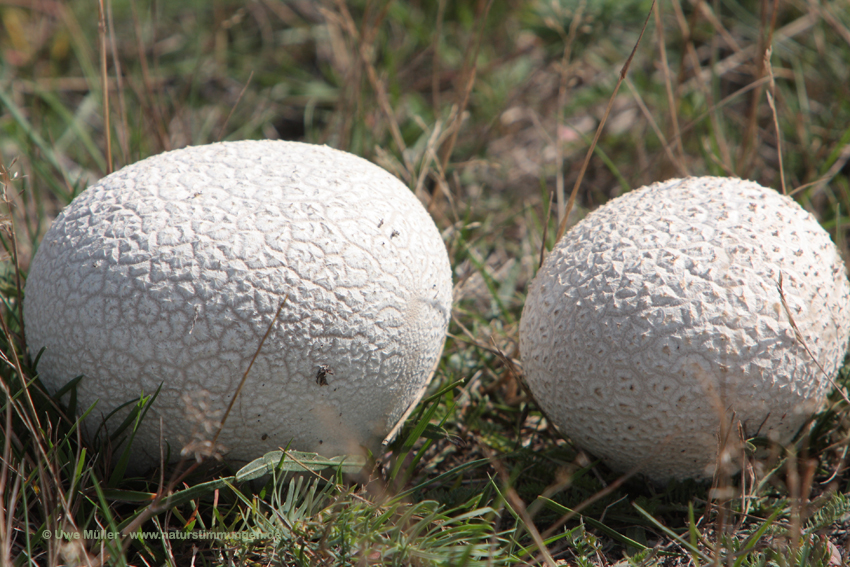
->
[
  {"left": 519, "top": 177, "right": 850, "bottom": 481},
  {"left": 25, "top": 140, "right": 453, "bottom": 470}
]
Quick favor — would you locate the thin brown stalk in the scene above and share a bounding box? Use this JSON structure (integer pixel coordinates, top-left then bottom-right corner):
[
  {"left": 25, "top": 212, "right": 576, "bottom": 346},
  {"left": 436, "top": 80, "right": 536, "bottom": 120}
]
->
[
  {"left": 799, "top": 456, "right": 816, "bottom": 532},
  {"left": 817, "top": 0, "right": 850, "bottom": 48},
  {"left": 538, "top": 464, "right": 640, "bottom": 545},
  {"left": 107, "top": 0, "right": 131, "bottom": 163},
  {"left": 129, "top": 0, "right": 170, "bottom": 150},
  {"left": 778, "top": 272, "right": 850, "bottom": 405},
  {"left": 360, "top": 1, "right": 397, "bottom": 107},
  {"left": 704, "top": 0, "right": 735, "bottom": 171},
  {"left": 787, "top": 451, "right": 802, "bottom": 553},
  {"left": 653, "top": 0, "right": 686, "bottom": 171},
  {"left": 318, "top": 5, "right": 358, "bottom": 149},
  {"left": 0, "top": 356, "right": 13, "bottom": 566},
  {"left": 261, "top": 0, "right": 299, "bottom": 25},
  {"left": 789, "top": 143, "right": 850, "bottom": 197},
  {"left": 150, "top": 0, "right": 164, "bottom": 132},
  {"left": 669, "top": 0, "right": 692, "bottom": 91},
  {"left": 448, "top": 321, "right": 520, "bottom": 365},
  {"left": 0, "top": 305, "right": 38, "bottom": 458},
  {"left": 733, "top": 422, "right": 752, "bottom": 532},
  {"left": 332, "top": 0, "right": 411, "bottom": 176},
  {"left": 97, "top": 0, "right": 113, "bottom": 173},
  {"left": 212, "top": 297, "right": 287, "bottom": 447},
  {"left": 217, "top": 71, "right": 254, "bottom": 141},
  {"left": 485, "top": 446, "right": 557, "bottom": 567},
  {"left": 708, "top": 413, "right": 742, "bottom": 566},
  {"left": 432, "top": 0, "right": 446, "bottom": 113},
  {"left": 359, "top": 40, "right": 408, "bottom": 165},
  {"left": 764, "top": 52, "right": 785, "bottom": 194},
  {"left": 0, "top": 162, "right": 25, "bottom": 354},
  {"left": 702, "top": 138, "right": 736, "bottom": 176},
  {"left": 822, "top": 435, "right": 850, "bottom": 484},
  {"left": 438, "top": 0, "right": 494, "bottom": 172},
  {"left": 1, "top": 167, "right": 109, "bottom": 562},
  {"left": 739, "top": 0, "right": 780, "bottom": 176},
  {"left": 660, "top": 76, "right": 771, "bottom": 163},
  {"left": 119, "top": 297, "right": 288, "bottom": 554},
  {"left": 2, "top": 470, "right": 22, "bottom": 566},
  {"left": 738, "top": 0, "right": 768, "bottom": 175},
  {"left": 682, "top": 13, "right": 816, "bottom": 92},
  {"left": 835, "top": 204, "right": 847, "bottom": 264},
  {"left": 625, "top": 78, "right": 688, "bottom": 177},
  {"left": 555, "top": 1, "right": 585, "bottom": 225},
  {"left": 0, "top": 306, "right": 52, "bottom": 475},
  {"left": 411, "top": 114, "right": 461, "bottom": 222},
  {"left": 670, "top": 0, "right": 733, "bottom": 171},
  {"left": 697, "top": 0, "right": 744, "bottom": 54},
  {"left": 412, "top": 116, "right": 445, "bottom": 199},
  {"left": 538, "top": 190, "right": 555, "bottom": 270},
  {"left": 555, "top": 0, "right": 657, "bottom": 243}
]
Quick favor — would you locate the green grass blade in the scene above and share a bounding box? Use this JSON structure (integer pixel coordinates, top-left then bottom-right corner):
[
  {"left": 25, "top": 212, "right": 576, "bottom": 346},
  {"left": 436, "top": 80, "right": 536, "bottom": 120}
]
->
[
  {"left": 541, "top": 497, "right": 650, "bottom": 552},
  {"left": 732, "top": 505, "right": 784, "bottom": 567},
  {"left": 0, "top": 88, "right": 72, "bottom": 196},
  {"left": 235, "top": 450, "right": 366, "bottom": 481},
  {"left": 633, "top": 502, "right": 711, "bottom": 563}
]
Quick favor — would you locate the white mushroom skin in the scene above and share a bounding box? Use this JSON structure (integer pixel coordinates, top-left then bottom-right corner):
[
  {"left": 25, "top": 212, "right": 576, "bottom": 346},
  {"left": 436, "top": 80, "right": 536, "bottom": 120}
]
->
[
  {"left": 520, "top": 177, "right": 850, "bottom": 482},
  {"left": 25, "top": 141, "right": 452, "bottom": 470}
]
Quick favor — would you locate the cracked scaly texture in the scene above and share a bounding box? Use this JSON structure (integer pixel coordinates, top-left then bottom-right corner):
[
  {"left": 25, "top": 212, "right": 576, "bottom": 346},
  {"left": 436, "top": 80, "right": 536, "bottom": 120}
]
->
[
  {"left": 25, "top": 141, "right": 453, "bottom": 470},
  {"left": 520, "top": 177, "right": 850, "bottom": 481}
]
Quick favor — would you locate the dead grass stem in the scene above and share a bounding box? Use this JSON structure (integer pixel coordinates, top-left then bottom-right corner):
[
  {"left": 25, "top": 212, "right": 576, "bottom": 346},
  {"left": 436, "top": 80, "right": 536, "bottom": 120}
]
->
[
  {"left": 555, "top": 0, "right": 657, "bottom": 243},
  {"left": 653, "top": 0, "right": 687, "bottom": 175},
  {"left": 438, "top": 0, "right": 494, "bottom": 173},
  {"left": 97, "top": 0, "right": 112, "bottom": 174}
]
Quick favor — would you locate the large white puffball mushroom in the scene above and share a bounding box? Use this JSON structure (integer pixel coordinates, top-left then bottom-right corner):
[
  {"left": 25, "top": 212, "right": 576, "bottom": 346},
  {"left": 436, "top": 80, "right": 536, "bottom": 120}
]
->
[
  {"left": 520, "top": 177, "right": 850, "bottom": 482},
  {"left": 25, "top": 140, "right": 452, "bottom": 470}
]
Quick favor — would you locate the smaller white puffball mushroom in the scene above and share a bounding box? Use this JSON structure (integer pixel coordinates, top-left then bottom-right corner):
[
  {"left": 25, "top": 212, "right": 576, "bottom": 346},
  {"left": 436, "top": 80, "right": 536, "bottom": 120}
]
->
[
  {"left": 24, "top": 140, "right": 453, "bottom": 471},
  {"left": 520, "top": 177, "right": 850, "bottom": 482}
]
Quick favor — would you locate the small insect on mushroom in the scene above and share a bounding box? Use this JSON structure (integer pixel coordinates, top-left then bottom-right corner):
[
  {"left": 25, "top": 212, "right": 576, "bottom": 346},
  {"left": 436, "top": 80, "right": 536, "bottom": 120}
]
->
[{"left": 315, "top": 364, "right": 333, "bottom": 387}]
